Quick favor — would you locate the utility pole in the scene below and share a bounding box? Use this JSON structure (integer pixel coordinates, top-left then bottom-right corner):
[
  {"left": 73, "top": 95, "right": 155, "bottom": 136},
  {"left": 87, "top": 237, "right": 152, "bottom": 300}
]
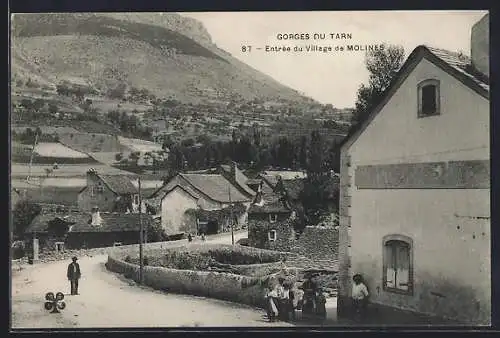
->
[
  {"left": 139, "top": 176, "right": 144, "bottom": 285},
  {"left": 228, "top": 185, "right": 234, "bottom": 245},
  {"left": 27, "top": 132, "right": 39, "bottom": 184}
]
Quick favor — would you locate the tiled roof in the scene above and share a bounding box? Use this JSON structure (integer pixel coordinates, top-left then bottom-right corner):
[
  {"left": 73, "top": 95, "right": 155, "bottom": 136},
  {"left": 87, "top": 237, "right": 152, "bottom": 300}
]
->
[
  {"left": 220, "top": 164, "right": 256, "bottom": 197},
  {"left": 248, "top": 191, "right": 292, "bottom": 214},
  {"left": 425, "top": 46, "right": 489, "bottom": 92},
  {"left": 26, "top": 211, "right": 153, "bottom": 233},
  {"left": 164, "top": 184, "right": 201, "bottom": 200},
  {"left": 179, "top": 173, "right": 251, "bottom": 203},
  {"left": 71, "top": 213, "right": 153, "bottom": 232},
  {"left": 99, "top": 174, "right": 138, "bottom": 195},
  {"left": 246, "top": 178, "right": 263, "bottom": 185},
  {"left": 27, "top": 211, "right": 89, "bottom": 233}
]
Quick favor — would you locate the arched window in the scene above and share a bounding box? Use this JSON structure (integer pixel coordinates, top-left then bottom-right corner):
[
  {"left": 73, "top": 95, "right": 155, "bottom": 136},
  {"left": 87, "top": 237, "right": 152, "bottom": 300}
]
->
[
  {"left": 417, "top": 79, "right": 440, "bottom": 117},
  {"left": 382, "top": 234, "right": 414, "bottom": 295}
]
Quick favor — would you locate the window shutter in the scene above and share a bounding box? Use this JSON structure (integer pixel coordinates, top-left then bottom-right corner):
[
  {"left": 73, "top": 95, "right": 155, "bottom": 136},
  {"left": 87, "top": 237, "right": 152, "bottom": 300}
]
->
[
  {"left": 396, "top": 244, "right": 410, "bottom": 290},
  {"left": 384, "top": 243, "right": 396, "bottom": 288}
]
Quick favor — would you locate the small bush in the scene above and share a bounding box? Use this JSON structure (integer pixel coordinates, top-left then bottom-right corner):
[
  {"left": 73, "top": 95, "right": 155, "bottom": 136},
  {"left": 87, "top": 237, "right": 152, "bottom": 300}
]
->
[
  {"left": 12, "top": 241, "right": 25, "bottom": 260},
  {"left": 124, "top": 255, "right": 131, "bottom": 263}
]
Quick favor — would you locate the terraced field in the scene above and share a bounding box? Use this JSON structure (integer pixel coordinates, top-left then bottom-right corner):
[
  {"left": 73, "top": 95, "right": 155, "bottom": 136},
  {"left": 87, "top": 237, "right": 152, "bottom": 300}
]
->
[{"left": 11, "top": 163, "right": 135, "bottom": 178}]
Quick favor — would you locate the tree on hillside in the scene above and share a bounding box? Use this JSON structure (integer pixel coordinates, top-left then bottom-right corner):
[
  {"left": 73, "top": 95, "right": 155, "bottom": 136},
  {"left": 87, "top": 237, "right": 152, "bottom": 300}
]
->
[
  {"left": 299, "top": 135, "right": 308, "bottom": 169},
  {"left": 308, "top": 130, "right": 326, "bottom": 173},
  {"left": 12, "top": 200, "right": 42, "bottom": 240},
  {"left": 48, "top": 103, "right": 59, "bottom": 115},
  {"left": 351, "top": 44, "right": 405, "bottom": 126}
]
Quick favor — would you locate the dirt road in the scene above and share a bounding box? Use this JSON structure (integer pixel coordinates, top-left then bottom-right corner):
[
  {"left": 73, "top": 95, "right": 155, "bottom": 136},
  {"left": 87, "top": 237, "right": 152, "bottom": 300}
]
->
[{"left": 11, "top": 231, "right": 297, "bottom": 328}]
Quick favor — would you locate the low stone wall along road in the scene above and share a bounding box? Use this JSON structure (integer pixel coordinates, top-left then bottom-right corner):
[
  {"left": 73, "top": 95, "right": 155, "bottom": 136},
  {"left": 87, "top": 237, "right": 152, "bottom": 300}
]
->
[{"left": 11, "top": 231, "right": 299, "bottom": 328}]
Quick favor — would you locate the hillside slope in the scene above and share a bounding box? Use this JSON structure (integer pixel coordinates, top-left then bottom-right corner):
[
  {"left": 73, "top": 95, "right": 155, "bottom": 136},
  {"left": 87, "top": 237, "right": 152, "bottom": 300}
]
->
[{"left": 11, "top": 13, "right": 312, "bottom": 104}]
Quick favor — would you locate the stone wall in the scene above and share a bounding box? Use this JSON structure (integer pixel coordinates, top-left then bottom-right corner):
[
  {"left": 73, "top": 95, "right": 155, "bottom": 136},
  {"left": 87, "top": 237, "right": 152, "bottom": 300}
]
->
[
  {"left": 248, "top": 219, "right": 339, "bottom": 271},
  {"left": 291, "top": 226, "right": 338, "bottom": 269},
  {"left": 105, "top": 254, "right": 290, "bottom": 309}
]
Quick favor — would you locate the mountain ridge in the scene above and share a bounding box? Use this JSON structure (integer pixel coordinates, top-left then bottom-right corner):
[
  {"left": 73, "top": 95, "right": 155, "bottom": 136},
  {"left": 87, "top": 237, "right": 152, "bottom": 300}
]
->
[{"left": 11, "top": 13, "right": 314, "bottom": 105}]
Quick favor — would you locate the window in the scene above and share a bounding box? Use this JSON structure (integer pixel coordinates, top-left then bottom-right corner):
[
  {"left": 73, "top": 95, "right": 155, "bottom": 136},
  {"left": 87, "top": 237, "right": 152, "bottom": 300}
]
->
[
  {"left": 134, "top": 194, "right": 140, "bottom": 205},
  {"left": 269, "top": 214, "right": 278, "bottom": 223},
  {"left": 89, "top": 186, "right": 95, "bottom": 197},
  {"left": 268, "top": 230, "right": 277, "bottom": 242},
  {"left": 418, "top": 79, "right": 440, "bottom": 117},
  {"left": 383, "top": 235, "right": 413, "bottom": 294}
]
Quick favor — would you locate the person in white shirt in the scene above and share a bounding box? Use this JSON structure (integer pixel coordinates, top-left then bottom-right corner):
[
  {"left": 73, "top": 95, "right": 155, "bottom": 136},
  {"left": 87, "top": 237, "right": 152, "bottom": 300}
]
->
[
  {"left": 266, "top": 283, "right": 279, "bottom": 322},
  {"left": 351, "top": 274, "right": 369, "bottom": 322}
]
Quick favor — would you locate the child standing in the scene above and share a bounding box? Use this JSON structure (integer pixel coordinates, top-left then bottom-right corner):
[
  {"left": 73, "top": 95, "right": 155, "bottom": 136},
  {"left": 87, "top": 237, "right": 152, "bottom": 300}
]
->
[
  {"left": 266, "top": 284, "right": 279, "bottom": 322},
  {"left": 351, "top": 274, "right": 369, "bottom": 322}
]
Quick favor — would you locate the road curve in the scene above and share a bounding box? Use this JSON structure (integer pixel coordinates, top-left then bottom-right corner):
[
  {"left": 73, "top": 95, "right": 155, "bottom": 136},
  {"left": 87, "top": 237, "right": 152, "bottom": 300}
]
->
[{"left": 11, "top": 232, "right": 295, "bottom": 328}]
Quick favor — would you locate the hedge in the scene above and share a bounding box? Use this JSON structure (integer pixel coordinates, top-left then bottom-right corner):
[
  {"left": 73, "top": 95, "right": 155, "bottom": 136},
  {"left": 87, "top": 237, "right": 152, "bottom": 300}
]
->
[
  {"left": 106, "top": 254, "right": 298, "bottom": 309},
  {"left": 125, "top": 243, "right": 288, "bottom": 274}
]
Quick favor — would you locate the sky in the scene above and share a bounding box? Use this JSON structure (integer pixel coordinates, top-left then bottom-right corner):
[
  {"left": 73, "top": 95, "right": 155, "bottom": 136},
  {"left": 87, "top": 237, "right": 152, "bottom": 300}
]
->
[{"left": 181, "top": 11, "right": 488, "bottom": 108}]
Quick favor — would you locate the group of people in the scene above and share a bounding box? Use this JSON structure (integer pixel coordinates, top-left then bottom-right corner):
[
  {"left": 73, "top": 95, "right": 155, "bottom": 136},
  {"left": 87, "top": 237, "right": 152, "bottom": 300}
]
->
[
  {"left": 265, "top": 277, "right": 298, "bottom": 322},
  {"left": 187, "top": 233, "right": 206, "bottom": 242},
  {"left": 265, "top": 274, "right": 329, "bottom": 323},
  {"left": 264, "top": 272, "right": 370, "bottom": 323}
]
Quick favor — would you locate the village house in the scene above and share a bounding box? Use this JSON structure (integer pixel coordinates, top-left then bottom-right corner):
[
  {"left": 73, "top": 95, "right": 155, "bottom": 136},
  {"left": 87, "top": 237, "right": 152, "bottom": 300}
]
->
[
  {"left": 146, "top": 162, "right": 255, "bottom": 236},
  {"left": 247, "top": 187, "right": 340, "bottom": 271},
  {"left": 25, "top": 207, "right": 154, "bottom": 250},
  {"left": 337, "top": 14, "right": 490, "bottom": 325},
  {"left": 78, "top": 168, "right": 143, "bottom": 213},
  {"left": 247, "top": 189, "right": 295, "bottom": 251}
]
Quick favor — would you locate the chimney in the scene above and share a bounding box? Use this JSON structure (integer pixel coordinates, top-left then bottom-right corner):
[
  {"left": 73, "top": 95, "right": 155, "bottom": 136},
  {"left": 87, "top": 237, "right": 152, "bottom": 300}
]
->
[
  {"left": 90, "top": 206, "right": 102, "bottom": 226},
  {"left": 471, "top": 13, "right": 489, "bottom": 77},
  {"left": 86, "top": 167, "right": 98, "bottom": 187},
  {"left": 231, "top": 161, "right": 237, "bottom": 180}
]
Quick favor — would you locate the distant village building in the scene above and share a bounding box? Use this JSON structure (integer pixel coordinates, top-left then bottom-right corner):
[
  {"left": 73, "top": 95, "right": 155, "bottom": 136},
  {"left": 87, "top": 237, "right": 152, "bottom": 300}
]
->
[
  {"left": 77, "top": 169, "right": 143, "bottom": 213},
  {"left": 25, "top": 207, "right": 154, "bottom": 250},
  {"left": 261, "top": 170, "right": 307, "bottom": 180},
  {"left": 146, "top": 162, "right": 255, "bottom": 236},
  {"left": 337, "top": 14, "right": 490, "bottom": 325}
]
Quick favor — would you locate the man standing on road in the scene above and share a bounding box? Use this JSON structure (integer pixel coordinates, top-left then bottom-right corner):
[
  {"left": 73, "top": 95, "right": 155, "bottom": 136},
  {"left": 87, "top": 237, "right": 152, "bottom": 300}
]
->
[{"left": 67, "top": 256, "right": 81, "bottom": 295}]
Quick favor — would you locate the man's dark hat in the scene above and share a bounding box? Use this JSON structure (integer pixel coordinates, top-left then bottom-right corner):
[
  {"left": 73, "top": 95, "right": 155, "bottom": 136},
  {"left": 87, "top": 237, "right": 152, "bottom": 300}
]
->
[{"left": 72, "top": 256, "right": 78, "bottom": 261}]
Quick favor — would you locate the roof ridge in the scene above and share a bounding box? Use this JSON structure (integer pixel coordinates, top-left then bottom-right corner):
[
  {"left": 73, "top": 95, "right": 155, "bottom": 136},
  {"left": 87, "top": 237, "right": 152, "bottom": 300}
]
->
[
  {"left": 423, "top": 45, "right": 471, "bottom": 62},
  {"left": 182, "top": 173, "right": 223, "bottom": 176}
]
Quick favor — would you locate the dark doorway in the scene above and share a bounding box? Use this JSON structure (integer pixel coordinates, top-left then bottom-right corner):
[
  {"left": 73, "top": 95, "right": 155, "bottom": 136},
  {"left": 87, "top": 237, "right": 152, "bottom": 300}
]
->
[{"left": 206, "top": 220, "right": 218, "bottom": 235}]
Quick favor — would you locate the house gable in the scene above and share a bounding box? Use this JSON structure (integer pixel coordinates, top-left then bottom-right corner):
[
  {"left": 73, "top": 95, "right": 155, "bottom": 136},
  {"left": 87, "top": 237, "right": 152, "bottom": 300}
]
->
[
  {"left": 160, "top": 185, "right": 200, "bottom": 235},
  {"left": 341, "top": 45, "right": 490, "bottom": 155},
  {"left": 345, "top": 49, "right": 490, "bottom": 164}
]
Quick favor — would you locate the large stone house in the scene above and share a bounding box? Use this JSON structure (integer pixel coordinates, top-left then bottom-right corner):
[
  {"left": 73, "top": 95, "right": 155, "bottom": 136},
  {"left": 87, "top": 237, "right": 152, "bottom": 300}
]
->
[
  {"left": 337, "top": 14, "right": 490, "bottom": 325},
  {"left": 146, "top": 162, "right": 255, "bottom": 236},
  {"left": 78, "top": 168, "right": 143, "bottom": 213}
]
